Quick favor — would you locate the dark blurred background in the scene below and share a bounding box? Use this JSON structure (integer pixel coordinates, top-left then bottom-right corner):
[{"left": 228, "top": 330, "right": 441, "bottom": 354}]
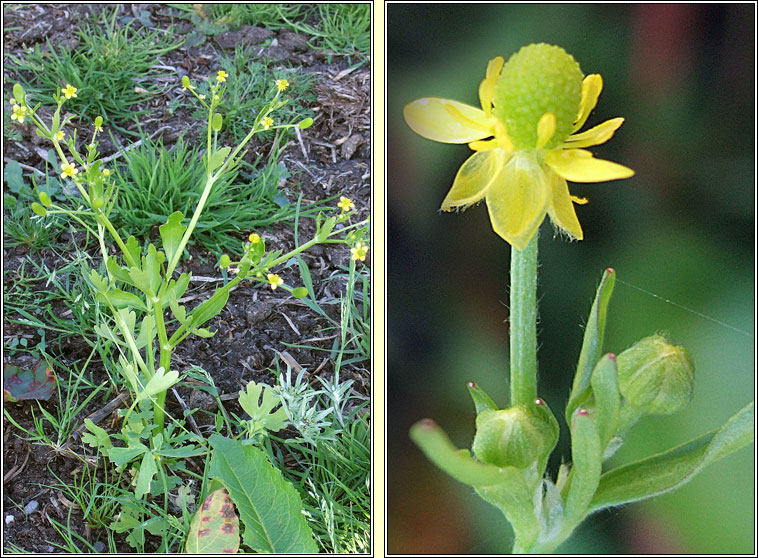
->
[{"left": 387, "top": 4, "right": 754, "bottom": 554}]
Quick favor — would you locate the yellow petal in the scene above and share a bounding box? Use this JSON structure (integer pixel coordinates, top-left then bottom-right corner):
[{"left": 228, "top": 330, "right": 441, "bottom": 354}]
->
[
  {"left": 485, "top": 152, "right": 550, "bottom": 250},
  {"left": 441, "top": 149, "right": 504, "bottom": 210},
  {"left": 572, "top": 74, "right": 603, "bottom": 133},
  {"left": 478, "top": 56, "right": 504, "bottom": 114},
  {"left": 564, "top": 117, "right": 624, "bottom": 148},
  {"left": 404, "top": 98, "right": 493, "bottom": 143},
  {"left": 546, "top": 172, "right": 583, "bottom": 240},
  {"left": 536, "top": 113, "right": 556, "bottom": 149},
  {"left": 545, "top": 149, "right": 635, "bottom": 183}
]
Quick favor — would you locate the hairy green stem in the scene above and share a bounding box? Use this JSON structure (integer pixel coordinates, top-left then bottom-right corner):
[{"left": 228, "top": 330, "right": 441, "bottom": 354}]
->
[{"left": 509, "top": 232, "right": 539, "bottom": 406}]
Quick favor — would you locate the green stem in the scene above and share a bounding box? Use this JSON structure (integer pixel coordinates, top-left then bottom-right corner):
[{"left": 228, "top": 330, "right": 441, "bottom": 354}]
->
[{"left": 509, "top": 232, "right": 539, "bottom": 406}]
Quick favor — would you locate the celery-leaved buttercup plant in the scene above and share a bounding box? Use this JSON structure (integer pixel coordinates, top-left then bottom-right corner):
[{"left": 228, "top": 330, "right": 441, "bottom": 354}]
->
[
  {"left": 13, "top": 71, "right": 369, "bottom": 511},
  {"left": 404, "top": 44, "right": 754, "bottom": 553}
]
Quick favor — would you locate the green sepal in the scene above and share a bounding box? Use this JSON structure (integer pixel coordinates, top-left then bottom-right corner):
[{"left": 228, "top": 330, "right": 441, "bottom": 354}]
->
[
  {"left": 590, "top": 401, "right": 754, "bottom": 513},
  {"left": 409, "top": 419, "right": 516, "bottom": 487},
  {"left": 134, "top": 450, "right": 159, "bottom": 500},
  {"left": 566, "top": 268, "right": 615, "bottom": 419},
  {"left": 291, "top": 287, "right": 308, "bottom": 299},
  {"left": 159, "top": 211, "right": 187, "bottom": 265},
  {"left": 467, "top": 381, "right": 499, "bottom": 414},
  {"left": 562, "top": 408, "right": 602, "bottom": 529}
]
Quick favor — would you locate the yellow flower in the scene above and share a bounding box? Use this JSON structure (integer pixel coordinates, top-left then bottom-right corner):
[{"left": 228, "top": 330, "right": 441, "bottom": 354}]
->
[
  {"left": 216, "top": 70, "right": 228, "bottom": 83},
  {"left": 261, "top": 116, "right": 273, "bottom": 130},
  {"left": 267, "top": 273, "right": 284, "bottom": 290},
  {"left": 351, "top": 242, "right": 368, "bottom": 262},
  {"left": 10, "top": 104, "right": 26, "bottom": 123},
  {"left": 62, "top": 84, "right": 77, "bottom": 99},
  {"left": 338, "top": 196, "right": 355, "bottom": 212},
  {"left": 60, "top": 162, "right": 78, "bottom": 179},
  {"left": 55, "top": 130, "right": 65, "bottom": 141},
  {"left": 403, "top": 44, "right": 634, "bottom": 250},
  {"left": 102, "top": 169, "right": 111, "bottom": 177},
  {"left": 276, "top": 79, "right": 289, "bottom": 92},
  {"left": 248, "top": 233, "right": 261, "bottom": 243}
]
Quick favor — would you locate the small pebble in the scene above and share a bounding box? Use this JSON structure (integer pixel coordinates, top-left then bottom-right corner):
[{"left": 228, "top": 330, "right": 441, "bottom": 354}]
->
[
  {"left": 23, "top": 500, "right": 38, "bottom": 515},
  {"left": 94, "top": 541, "right": 105, "bottom": 552},
  {"left": 5, "top": 515, "right": 14, "bottom": 525}
]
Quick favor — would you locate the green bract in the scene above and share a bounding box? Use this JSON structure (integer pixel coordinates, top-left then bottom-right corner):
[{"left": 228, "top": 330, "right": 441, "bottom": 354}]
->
[{"left": 493, "top": 43, "right": 583, "bottom": 150}]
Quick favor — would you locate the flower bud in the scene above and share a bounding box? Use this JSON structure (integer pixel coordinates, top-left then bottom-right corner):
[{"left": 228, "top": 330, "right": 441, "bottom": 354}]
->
[
  {"left": 616, "top": 334, "right": 695, "bottom": 415},
  {"left": 472, "top": 400, "right": 558, "bottom": 469}
]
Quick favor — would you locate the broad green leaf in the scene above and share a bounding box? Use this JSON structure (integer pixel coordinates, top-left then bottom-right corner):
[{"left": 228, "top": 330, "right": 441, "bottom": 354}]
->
[
  {"left": 409, "top": 419, "right": 518, "bottom": 487},
  {"left": 109, "top": 444, "right": 148, "bottom": 467},
  {"left": 189, "top": 326, "right": 215, "bottom": 338},
  {"left": 136, "top": 367, "right": 180, "bottom": 402},
  {"left": 590, "top": 401, "right": 754, "bottom": 512},
  {"left": 100, "top": 289, "right": 147, "bottom": 311},
  {"left": 159, "top": 211, "right": 186, "bottom": 265},
  {"left": 186, "top": 488, "right": 240, "bottom": 554},
  {"left": 106, "top": 256, "right": 134, "bottom": 287},
  {"left": 124, "top": 236, "right": 141, "bottom": 268},
  {"left": 566, "top": 268, "right": 615, "bottom": 419},
  {"left": 238, "top": 381, "right": 288, "bottom": 434},
  {"left": 165, "top": 273, "right": 191, "bottom": 303},
  {"left": 3, "top": 361, "right": 57, "bottom": 402},
  {"left": 208, "top": 146, "right": 231, "bottom": 172},
  {"left": 4, "top": 160, "right": 25, "bottom": 194},
  {"left": 562, "top": 409, "right": 602, "bottom": 528},
  {"left": 13, "top": 83, "right": 25, "bottom": 104},
  {"left": 188, "top": 288, "right": 229, "bottom": 329},
  {"left": 115, "top": 308, "right": 137, "bottom": 338},
  {"left": 81, "top": 418, "right": 113, "bottom": 451},
  {"left": 208, "top": 434, "right": 317, "bottom": 553},
  {"left": 135, "top": 450, "right": 158, "bottom": 500}
]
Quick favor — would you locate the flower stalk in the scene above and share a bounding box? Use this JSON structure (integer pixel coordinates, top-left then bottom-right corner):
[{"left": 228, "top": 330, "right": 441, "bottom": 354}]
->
[{"left": 509, "top": 232, "right": 539, "bottom": 407}]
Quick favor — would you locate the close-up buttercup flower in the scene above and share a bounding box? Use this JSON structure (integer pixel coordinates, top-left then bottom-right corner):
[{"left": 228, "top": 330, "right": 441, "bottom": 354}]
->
[
  {"left": 55, "top": 130, "right": 65, "bottom": 141},
  {"left": 60, "top": 161, "right": 78, "bottom": 179},
  {"left": 404, "top": 43, "right": 634, "bottom": 250},
  {"left": 267, "top": 273, "right": 284, "bottom": 290},
  {"left": 351, "top": 242, "right": 368, "bottom": 262},
  {"left": 261, "top": 116, "right": 274, "bottom": 130},
  {"left": 276, "top": 78, "right": 289, "bottom": 92},
  {"left": 62, "top": 84, "right": 77, "bottom": 99},
  {"left": 216, "top": 70, "right": 228, "bottom": 83},
  {"left": 248, "top": 233, "right": 261, "bottom": 243},
  {"left": 338, "top": 196, "right": 355, "bottom": 212},
  {"left": 11, "top": 103, "right": 26, "bottom": 123}
]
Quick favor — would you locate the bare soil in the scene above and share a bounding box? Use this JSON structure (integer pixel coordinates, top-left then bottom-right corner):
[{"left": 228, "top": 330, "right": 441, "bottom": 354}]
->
[{"left": 2, "top": 4, "right": 370, "bottom": 553}]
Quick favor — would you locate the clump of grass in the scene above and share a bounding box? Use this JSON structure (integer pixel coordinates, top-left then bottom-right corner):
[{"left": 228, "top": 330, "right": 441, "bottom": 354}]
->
[
  {"left": 109, "top": 134, "right": 329, "bottom": 256},
  {"left": 171, "top": 3, "right": 370, "bottom": 65},
  {"left": 5, "top": 6, "right": 182, "bottom": 135},
  {"left": 208, "top": 45, "right": 316, "bottom": 146}
]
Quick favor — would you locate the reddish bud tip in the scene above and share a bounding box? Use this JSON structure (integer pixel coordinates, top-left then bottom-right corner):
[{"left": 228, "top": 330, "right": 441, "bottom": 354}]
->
[
  {"left": 608, "top": 353, "right": 617, "bottom": 360},
  {"left": 606, "top": 267, "right": 615, "bottom": 274},
  {"left": 578, "top": 408, "right": 589, "bottom": 415},
  {"left": 467, "top": 381, "right": 477, "bottom": 388},
  {"left": 534, "top": 398, "right": 543, "bottom": 406}
]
